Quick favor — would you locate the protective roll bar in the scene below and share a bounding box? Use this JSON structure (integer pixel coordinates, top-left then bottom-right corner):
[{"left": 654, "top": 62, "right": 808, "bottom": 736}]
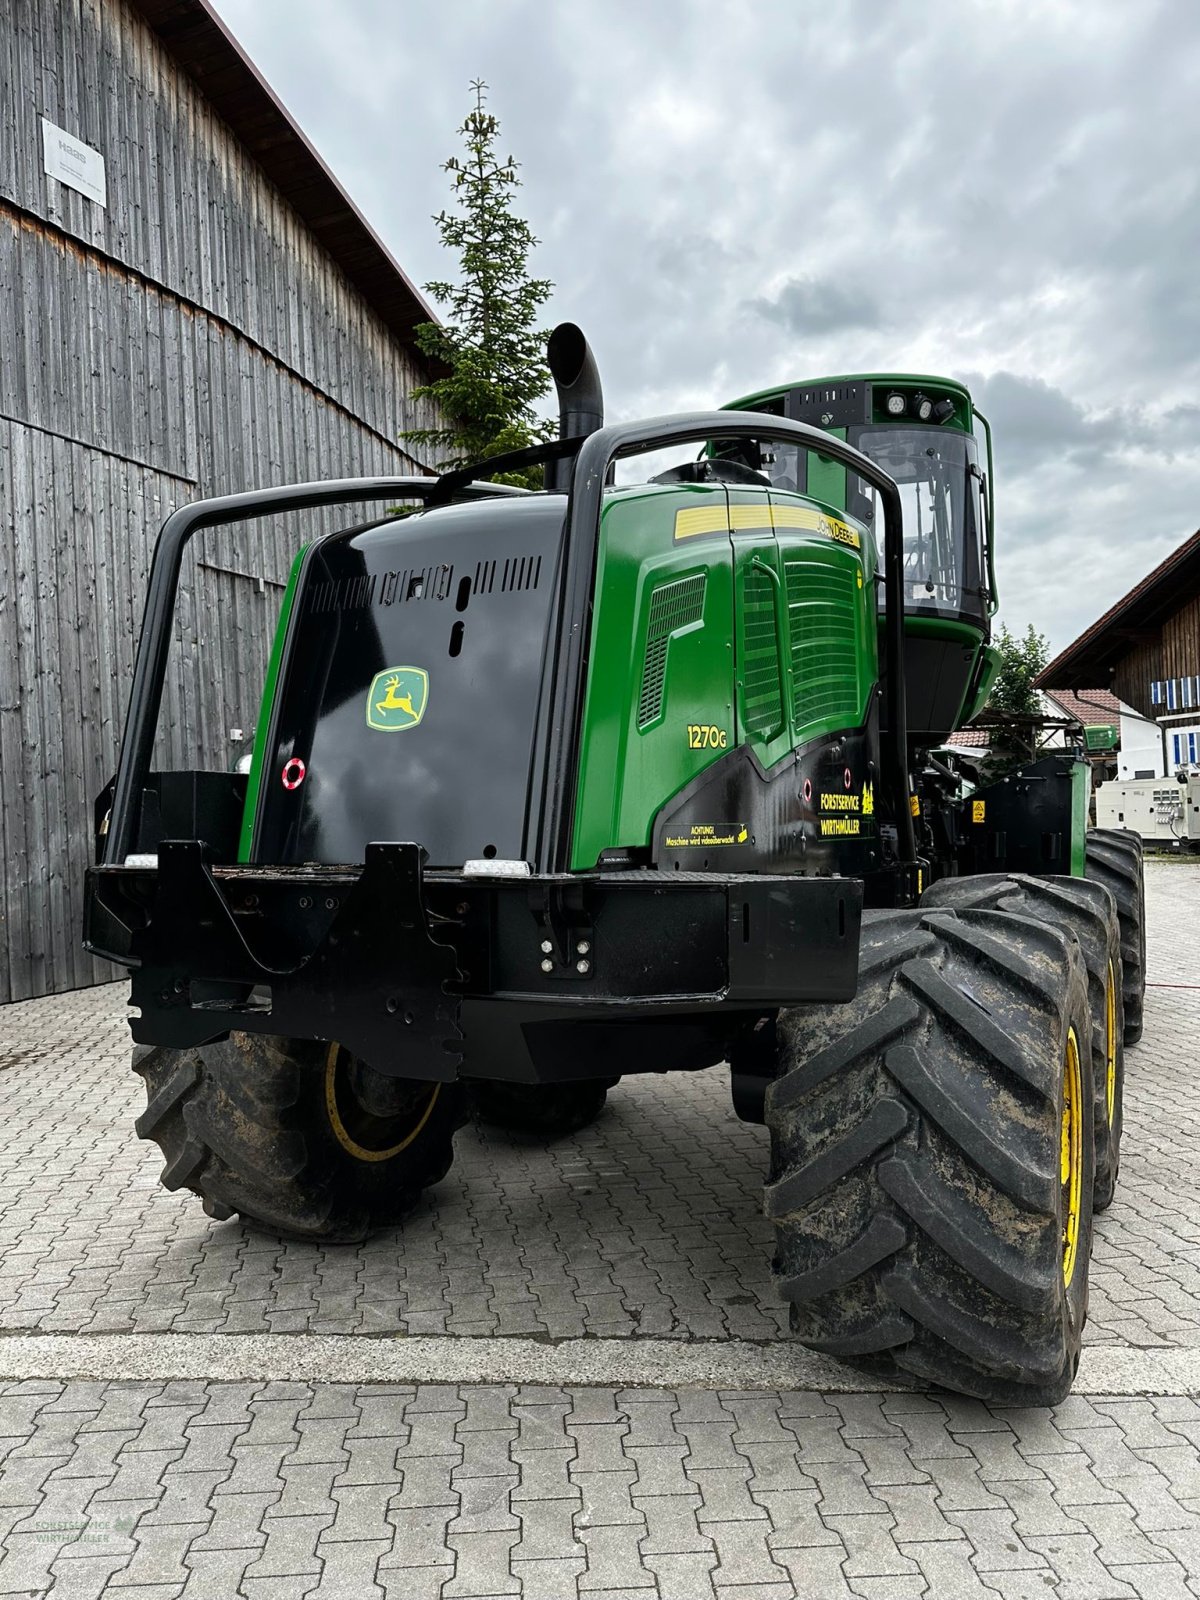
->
[
  {"left": 103, "top": 475, "right": 526, "bottom": 868},
  {"left": 530, "top": 413, "right": 914, "bottom": 875},
  {"left": 104, "top": 420, "right": 913, "bottom": 881}
]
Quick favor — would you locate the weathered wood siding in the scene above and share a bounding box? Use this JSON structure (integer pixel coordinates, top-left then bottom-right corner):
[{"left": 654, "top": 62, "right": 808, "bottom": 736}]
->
[
  {"left": 1112, "top": 596, "right": 1200, "bottom": 720},
  {"left": 0, "top": 0, "right": 439, "bottom": 1002}
]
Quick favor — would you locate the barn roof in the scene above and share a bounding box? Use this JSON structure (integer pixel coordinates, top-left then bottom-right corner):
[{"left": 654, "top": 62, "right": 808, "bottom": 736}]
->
[
  {"left": 1037, "top": 528, "right": 1200, "bottom": 691},
  {"left": 1042, "top": 688, "right": 1122, "bottom": 726},
  {"left": 129, "top": 0, "right": 437, "bottom": 355}
]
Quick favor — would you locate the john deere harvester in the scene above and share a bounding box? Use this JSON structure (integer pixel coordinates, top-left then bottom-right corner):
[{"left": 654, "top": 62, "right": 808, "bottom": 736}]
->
[{"left": 86, "top": 325, "right": 1145, "bottom": 1403}]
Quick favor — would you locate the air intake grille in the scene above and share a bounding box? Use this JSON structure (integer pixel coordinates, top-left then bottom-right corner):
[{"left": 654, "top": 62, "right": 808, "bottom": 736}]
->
[
  {"left": 638, "top": 574, "right": 707, "bottom": 727},
  {"left": 785, "top": 554, "right": 866, "bottom": 735},
  {"left": 742, "top": 565, "right": 783, "bottom": 737}
]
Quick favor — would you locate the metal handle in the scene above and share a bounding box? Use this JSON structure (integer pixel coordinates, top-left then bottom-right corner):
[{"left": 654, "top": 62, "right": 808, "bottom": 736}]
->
[{"left": 748, "top": 553, "right": 794, "bottom": 741}]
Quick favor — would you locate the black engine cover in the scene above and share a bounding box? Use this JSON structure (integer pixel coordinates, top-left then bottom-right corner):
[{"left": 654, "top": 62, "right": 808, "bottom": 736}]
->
[{"left": 251, "top": 497, "right": 565, "bottom": 867}]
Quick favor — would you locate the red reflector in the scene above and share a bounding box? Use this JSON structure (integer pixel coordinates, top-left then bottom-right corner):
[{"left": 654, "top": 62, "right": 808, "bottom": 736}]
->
[{"left": 282, "top": 757, "right": 306, "bottom": 791}]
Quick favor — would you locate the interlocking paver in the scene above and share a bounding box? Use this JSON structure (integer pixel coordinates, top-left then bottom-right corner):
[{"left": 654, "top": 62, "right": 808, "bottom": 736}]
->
[{"left": 2, "top": 860, "right": 1200, "bottom": 1600}]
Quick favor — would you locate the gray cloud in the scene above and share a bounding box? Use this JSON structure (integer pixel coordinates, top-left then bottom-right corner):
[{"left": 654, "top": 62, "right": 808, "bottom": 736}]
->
[
  {"left": 960, "top": 372, "right": 1143, "bottom": 472},
  {"left": 749, "top": 278, "right": 882, "bottom": 337},
  {"left": 211, "top": 0, "right": 1200, "bottom": 657}
]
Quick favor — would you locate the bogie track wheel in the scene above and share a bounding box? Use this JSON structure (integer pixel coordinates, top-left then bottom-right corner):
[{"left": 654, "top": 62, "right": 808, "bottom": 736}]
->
[
  {"left": 766, "top": 907, "right": 1094, "bottom": 1405},
  {"left": 135, "top": 1034, "right": 466, "bottom": 1241},
  {"left": 920, "top": 874, "right": 1124, "bottom": 1210},
  {"left": 1085, "top": 829, "right": 1146, "bottom": 1046},
  {"left": 468, "top": 1078, "right": 617, "bottom": 1139}
]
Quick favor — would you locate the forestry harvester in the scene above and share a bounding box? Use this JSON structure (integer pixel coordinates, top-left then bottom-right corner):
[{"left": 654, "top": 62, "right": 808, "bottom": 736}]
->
[{"left": 85, "top": 326, "right": 1146, "bottom": 1402}]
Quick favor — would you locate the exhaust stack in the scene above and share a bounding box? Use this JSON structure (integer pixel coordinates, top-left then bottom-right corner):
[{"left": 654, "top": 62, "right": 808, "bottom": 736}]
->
[{"left": 545, "top": 322, "right": 603, "bottom": 491}]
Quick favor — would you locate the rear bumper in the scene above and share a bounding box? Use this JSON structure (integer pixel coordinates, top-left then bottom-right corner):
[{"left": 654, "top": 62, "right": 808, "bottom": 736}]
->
[{"left": 85, "top": 841, "right": 862, "bottom": 1081}]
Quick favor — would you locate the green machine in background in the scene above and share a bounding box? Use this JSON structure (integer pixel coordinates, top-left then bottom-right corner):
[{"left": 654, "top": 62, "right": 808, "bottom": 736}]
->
[
  {"left": 720, "top": 373, "right": 1002, "bottom": 745},
  {"left": 85, "top": 326, "right": 1147, "bottom": 1405}
]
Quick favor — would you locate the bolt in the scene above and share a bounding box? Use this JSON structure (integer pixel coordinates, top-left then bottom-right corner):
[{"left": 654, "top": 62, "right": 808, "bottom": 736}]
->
[
  {"left": 540, "top": 957, "right": 554, "bottom": 974},
  {"left": 299, "top": 895, "right": 312, "bottom": 910},
  {"left": 576, "top": 939, "right": 590, "bottom": 955},
  {"left": 324, "top": 896, "right": 338, "bottom": 910},
  {"left": 457, "top": 901, "right": 470, "bottom": 916},
  {"left": 540, "top": 939, "right": 553, "bottom": 954},
  {"left": 386, "top": 996, "right": 399, "bottom": 1014},
  {"left": 576, "top": 958, "right": 591, "bottom": 975}
]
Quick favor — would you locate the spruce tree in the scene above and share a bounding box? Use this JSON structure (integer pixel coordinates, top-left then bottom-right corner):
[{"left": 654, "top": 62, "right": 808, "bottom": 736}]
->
[{"left": 405, "top": 81, "right": 553, "bottom": 485}]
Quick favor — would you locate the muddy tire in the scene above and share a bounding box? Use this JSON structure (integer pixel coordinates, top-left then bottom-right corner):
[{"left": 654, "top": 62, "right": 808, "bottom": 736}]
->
[
  {"left": 921, "top": 874, "right": 1124, "bottom": 1210},
  {"left": 766, "top": 907, "right": 1094, "bottom": 1405},
  {"left": 468, "top": 1078, "right": 615, "bottom": 1139},
  {"left": 1086, "top": 829, "right": 1145, "bottom": 1046},
  {"left": 135, "top": 1034, "right": 465, "bottom": 1241}
]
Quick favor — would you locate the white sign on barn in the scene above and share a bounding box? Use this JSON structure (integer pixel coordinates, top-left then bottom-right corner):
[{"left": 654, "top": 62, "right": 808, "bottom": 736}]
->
[{"left": 40, "top": 116, "right": 107, "bottom": 207}]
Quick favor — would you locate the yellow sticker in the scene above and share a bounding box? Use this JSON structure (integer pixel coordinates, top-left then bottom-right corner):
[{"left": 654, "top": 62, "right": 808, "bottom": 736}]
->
[
  {"left": 862, "top": 782, "right": 875, "bottom": 817},
  {"left": 673, "top": 501, "right": 863, "bottom": 548},
  {"left": 687, "top": 724, "right": 729, "bottom": 750},
  {"left": 972, "top": 799, "right": 986, "bottom": 823},
  {"left": 673, "top": 505, "right": 730, "bottom": 541},
  {"left": 820, "top": 817, "right": 861, "bottom": 837},
  {"left": 910, "top": 794, "right": 921, "bottom": 817},
  {"left": 664, "top": 822, "right": 747, "bottom": 848}
]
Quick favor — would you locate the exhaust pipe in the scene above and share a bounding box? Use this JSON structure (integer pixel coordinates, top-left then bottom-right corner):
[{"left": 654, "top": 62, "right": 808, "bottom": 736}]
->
[{"left": 545, "top": 322, "right": 603, "bottom": 491}]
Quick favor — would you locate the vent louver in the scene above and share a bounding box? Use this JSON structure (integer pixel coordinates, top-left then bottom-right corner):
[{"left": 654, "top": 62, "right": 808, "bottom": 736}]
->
[
  {"left": 638, "top": 574, "right": 707, "bottom": 728},
  {"left": 742, "top": 564, "right": 783, "bottom": 737},
  {"left": 785, "top": 554, "right": 866, "bottom": 736}
]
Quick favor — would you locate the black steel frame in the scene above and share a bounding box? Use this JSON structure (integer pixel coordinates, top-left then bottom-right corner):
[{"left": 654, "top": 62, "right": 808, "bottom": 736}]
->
[
  {"left": 102, "top": 415, "right": 912, "bottom": 878},
  {"left": 103, "top": 475, "right": 529, "bottom": 868}
]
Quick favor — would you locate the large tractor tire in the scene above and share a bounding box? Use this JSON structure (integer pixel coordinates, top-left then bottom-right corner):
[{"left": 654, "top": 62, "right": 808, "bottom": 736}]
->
[
  {"left": 1085, "top": 829, "right": 1146, "bottom": 1046},
  {"left": 135, "top": 1034, "right": 465, "bottom": 1241},
  {"left": 765, "top": 907, "right": 1094, "bottom": 1405},
  {"left": 468, "top": 1078, "right": 616, "bottom": 1139},
  {"left": 921, "top": 874, "right": 1124, "bottom": 1211}
]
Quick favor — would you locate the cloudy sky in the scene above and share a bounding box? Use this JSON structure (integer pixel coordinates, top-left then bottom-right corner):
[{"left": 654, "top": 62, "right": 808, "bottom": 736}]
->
[{"left": 213, "top": 0, "right": 1200, "bottom": 658}]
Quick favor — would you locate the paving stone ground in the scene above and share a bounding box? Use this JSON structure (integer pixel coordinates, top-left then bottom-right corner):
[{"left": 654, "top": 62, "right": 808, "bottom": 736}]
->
[{"left": 1, "top": 858, "right": 1198, "bottom": 1596}]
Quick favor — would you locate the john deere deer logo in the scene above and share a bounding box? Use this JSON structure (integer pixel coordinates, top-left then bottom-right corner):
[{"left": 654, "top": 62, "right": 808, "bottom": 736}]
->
[{"left": 366, "top": 666, "right": 428, "bottom": 731}]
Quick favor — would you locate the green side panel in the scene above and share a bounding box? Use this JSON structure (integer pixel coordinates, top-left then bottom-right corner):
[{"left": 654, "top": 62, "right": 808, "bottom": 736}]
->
[
  {"left": 958, "top": 640, "right": 1001, "bottom": 726},
  {"left": 237, "top": 545, "right": 308, "bottom": 862},
  {"left": 570, "top": 485, "right": 736, "bottom": 871},
  {"left": 570, "top": 481, "right": 877, "bottom": 870},
  {"left": 785, "top": 547, "right": 876, "bottom": 738},
  {"left": 805, "top": 440, "right": 846, "bottom": 509},
  {"left": 1070, "top": 759, "right": 1089, "bottom": 877}
]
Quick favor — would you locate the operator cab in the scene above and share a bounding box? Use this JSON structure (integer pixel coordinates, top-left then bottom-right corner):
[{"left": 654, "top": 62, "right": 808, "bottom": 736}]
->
[{"left": 719, "top": 377, "right": 997, "bottom": 744}]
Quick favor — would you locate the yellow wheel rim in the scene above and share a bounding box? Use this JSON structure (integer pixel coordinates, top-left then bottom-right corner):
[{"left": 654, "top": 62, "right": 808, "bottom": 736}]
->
[
  {"left": 1061, "top": 1027, "right": 1084, "bottom": 1288},
  {"left": 324, "top": 1044, "right": 440, "bottom": 1163},
  {"left": 1104, "top": 959, "right": 1117, "bottom": 1127}
]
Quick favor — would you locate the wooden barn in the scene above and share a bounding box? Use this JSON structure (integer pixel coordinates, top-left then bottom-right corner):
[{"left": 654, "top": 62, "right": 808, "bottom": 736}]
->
[
  {"left": 0, "top": 0, "right": 442, "bottom": 1002},
  {"left": 1038, "top": 528, "right": 1200, "bottom": 778}
]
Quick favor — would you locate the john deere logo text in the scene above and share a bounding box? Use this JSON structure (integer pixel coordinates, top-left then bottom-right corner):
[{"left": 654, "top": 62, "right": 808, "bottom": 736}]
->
[{"left": 366, "top": 666, "right": 428, "bottom": 731}]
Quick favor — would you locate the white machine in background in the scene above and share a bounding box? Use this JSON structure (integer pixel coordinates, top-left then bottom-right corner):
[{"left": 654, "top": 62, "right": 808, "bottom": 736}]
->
[{"left": 1096, "top": 773, "right": 1200, "bottom": 850}]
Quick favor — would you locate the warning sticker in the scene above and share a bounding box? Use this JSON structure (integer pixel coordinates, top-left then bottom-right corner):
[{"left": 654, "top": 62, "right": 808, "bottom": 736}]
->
[
  {"left": 972, "top": 799, "right": 986, "bottom": 823},
  {"left": 665, "top": 822, "right": 749, "bottom": 848}
]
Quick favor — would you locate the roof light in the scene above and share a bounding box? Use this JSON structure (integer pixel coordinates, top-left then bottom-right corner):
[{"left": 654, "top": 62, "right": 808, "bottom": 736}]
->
[
  {"left": 932, "top": 398, "right": 956, "bottom": 424},
  {"left": 912, "top": 393, "right": 934, "bottom": 422},
  {"left": 885, "top": 392, "right": 906, "bottom": 417}
]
